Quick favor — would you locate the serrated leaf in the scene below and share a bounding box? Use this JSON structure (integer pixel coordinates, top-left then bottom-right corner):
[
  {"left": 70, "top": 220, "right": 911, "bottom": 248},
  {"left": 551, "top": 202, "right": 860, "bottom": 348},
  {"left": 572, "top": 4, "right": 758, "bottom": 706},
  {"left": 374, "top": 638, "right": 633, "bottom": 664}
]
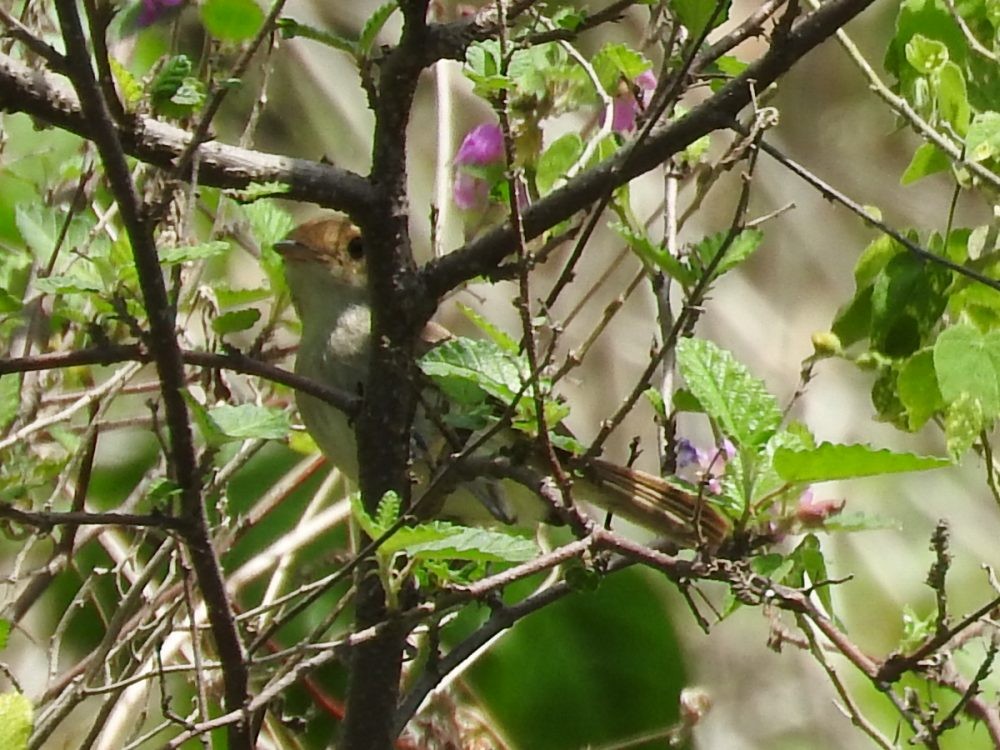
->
[
  {"left": 108, "top": 57, "right": 144, "bottom": 110},
  {"left": 208, "top": 404, "right": 291, "bottom": 441},
  {"left": 420, "top": 337, "right": 526, "bottom": 406},
  {"left": 276, "top": 17, "right": 358, "bottom": 56},
  {"left": 386, "top": 523, "right": 538, "bottom": 563},
  {"left": 33, "top": 275, "right": 102, "bottom": 295},
  {"left": 457, "top": 303, "right": 517, "bottom": 354},
  {"left": 159, "top": 241, "right": 229, "bottom": 266},
  {"left": 215, "top": 285, "right": 271, "bottom": 307},
  {"left": 690, "top": 228, "right": 764, "bottom": 276},
  {"left": 375, "top": 491, "right": 402, "bottom": 531},
  {"left": 201, "top": 0, "right": 263, "bottom": 42},
  {"left": 212, "top": 307, "right": 261, "bottom": 334},
  {"left": 358, "top": 2, "right": 399, "bottom": 56},
  {"left": 149, "top": 55, "right": 192, "bottom": 102},
  {"left": 773, "top": 442, "right": 950, "bottom": 482},
  {"left": 933, "top": 323, "right": 1000, "bottom": 417},
  {"left": 0, "top": 692, "right": 32, "bottom": 750},
  {"left": 675, "top": 337, "right": 781, "bottom": 447}
]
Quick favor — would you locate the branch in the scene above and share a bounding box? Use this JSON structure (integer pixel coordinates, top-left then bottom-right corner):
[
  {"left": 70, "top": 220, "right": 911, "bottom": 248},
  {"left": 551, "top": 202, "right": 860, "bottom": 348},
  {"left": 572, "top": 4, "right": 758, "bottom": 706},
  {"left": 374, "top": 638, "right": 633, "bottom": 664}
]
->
[
  {"left": 422, "top": 0, "right": 879, "bottom": 297},
  {"left": 0, "top": 51, "right": 375, "bottom": 217},
  {"left": 51, "top": 1, "right": 250, "bottom": 745}
]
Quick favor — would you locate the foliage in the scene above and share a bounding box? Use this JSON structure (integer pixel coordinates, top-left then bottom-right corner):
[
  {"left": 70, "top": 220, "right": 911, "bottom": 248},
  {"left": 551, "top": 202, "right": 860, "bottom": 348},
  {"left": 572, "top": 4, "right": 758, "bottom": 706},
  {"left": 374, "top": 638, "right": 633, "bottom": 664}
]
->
[{"left": 0, "top": 0, "right": 998, "bottom": 748}]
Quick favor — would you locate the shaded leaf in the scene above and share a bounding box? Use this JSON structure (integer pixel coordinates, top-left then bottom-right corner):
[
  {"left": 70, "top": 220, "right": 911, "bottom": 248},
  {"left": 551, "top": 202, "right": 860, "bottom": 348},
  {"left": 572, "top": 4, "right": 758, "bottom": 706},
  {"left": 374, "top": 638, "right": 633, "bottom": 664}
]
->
[{"left": 774, "top": 442, "right": 950, "bottom": 482}]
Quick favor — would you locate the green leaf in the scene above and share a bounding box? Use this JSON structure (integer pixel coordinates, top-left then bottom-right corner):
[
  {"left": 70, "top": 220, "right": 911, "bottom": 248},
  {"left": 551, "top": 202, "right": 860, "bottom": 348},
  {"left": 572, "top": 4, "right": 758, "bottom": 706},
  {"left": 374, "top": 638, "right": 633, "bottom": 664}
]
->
[
  {"left": 0, "top": 375, "right": 20, "bottom": 432},
  {"left": 200, "top": 0, "right": 264, "bottom": 42},
  {"left": 966, "top": 111, "right": 1000, "bottom": 162},
  {"left": 0, "top": 692, "right": 32, "bottom": 750},
  {"left": 870, "top": 251, "right": 948, "bottom": 356},
  {"left": 821, "top": 511, "right": 902, "bottom": 533},
  {"left": 108, "top": 57, "right": 144, "bottom": 110},
  {"left": 350, "top": 492, "right": 380, "bottom": 539},
  {"left": 159, "top": 241, "right": 229, "bottom": 266},
  {"left": 420, "top": 337, "right": 527, "bottom": 407},
  {"left": 675, "top": 337, "right": 782, "bottom": 447},
  {"left": 773, "top": 442, "right": 950, "bottom": 482},
  {"left": 935, "top": 61, "right": 970, "bottom": 136},
  {"left": 208, "top": 404, "right": 291, "bottom": 441},
  {"left": 149, "top": 55, "right": 193, "bottom": 116},
  {"left": 611, "top": 221, "right": 695, "bottom": 286},
  {"left": 358, "top": 2, "right": 399, "bottom": 56},
  {"left": 944, "top": 392, "right": 983, "bottom": 460},
  {"left": 691, "top": 228, "right": 764, "bottom": 276},
  {"left": 228, "top": 181, "right": 292, "bottom": 202},
  {"left": 0, "top": 619, "right": 9, "bottom": 650},
  {"left": 375, "top": 491, "right": 402, "bottom": 531},
  {"left": 386, "top": 523, "right": 538, "bottom": 563},
  {"left": 897, "top": 349, "right": 945, "bottom": 430},
  {"left": 788, "top": 534, "right": 836, "bottom": 618},
  {"left": 212, "top": 307, "right": 261, "bottom": 334},
  {"left": 671, "top": 0, "right": 731, "bottom": 37},
  {"left": 536, "top": 133, "right": 583, "bottom": 195},
  {"left": 933, "top": 323, "right": 1000, "bottom": 417},
  {"left": 904, "top": 33, "right": 948, "bottom": 73},
  {"left": 900, "top": 142, "right": 951, "bottom": 184},
  {"left": 214, "top": 285, "right": 272, "bottom": 307},
  {"left": 457, "top": 303, "right": 518, "bottom": 354},
  {"left": 33, "top": 274, "right": 102, "bottom": 295},
  {"left": 184, "top": 392, "right": 229, "bottom": 446}
]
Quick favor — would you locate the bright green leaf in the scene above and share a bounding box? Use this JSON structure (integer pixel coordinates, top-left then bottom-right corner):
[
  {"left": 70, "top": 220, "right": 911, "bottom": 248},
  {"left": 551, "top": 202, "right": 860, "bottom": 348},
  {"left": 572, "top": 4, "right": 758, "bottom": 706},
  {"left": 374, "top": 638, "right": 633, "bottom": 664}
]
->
[
  {"left": 900, "top": 142, "right": 951, "bottom": 184},
  {"left": 159, "top": 241, "right": 229, "bottom": 266},
  {"left": 671, "top": 0, "right": 731, "bottom": 37},
  {"left": 966, "top": 111, "right": 1000, "bottom": 162},
  {"left": 0, "top": 692, "right": 32, "bottom": 750},
  {"left": 420, "top": 337, "right": 527, "bottom": 407},
  {"left": 200, "top": 0, "right": 264, "bottom": 42},
  {"left": 359, "top": 2, "right": 399, "bottom": 56},
  {"left": 208, "top": 404, "right": 292, "bottom": 441},
  {"left": 935, "top": 61, "right": 970, "bottom": 136},
  {"left": 945, "top": 392, "right": 984, "bottom": 460},
  {"left": 933, "top": 323, "right": 1000, "bottom": 417},
  {"left": 536, "top": 133, "right": 584, "bottom": 195},
  {"left": 897, "top": 349, "right": 945, "bottom": 430},
  {"left": 458, "top": 303, "right": 518, "bottom": 354},
  {"left": 212, "top": 307, "right": 261, "bottom": 334},
  {"left": 676, "top": 337, "right": 782, "bottom": 447},
  {"left": 386, "top": 522, "right": 538, "bottom": 563},
  {"left": 904, "top": 33, "right": 948, "bottom": 73},
  {"left": 773, "top": 442, "right": 950, "bottom": 482}
]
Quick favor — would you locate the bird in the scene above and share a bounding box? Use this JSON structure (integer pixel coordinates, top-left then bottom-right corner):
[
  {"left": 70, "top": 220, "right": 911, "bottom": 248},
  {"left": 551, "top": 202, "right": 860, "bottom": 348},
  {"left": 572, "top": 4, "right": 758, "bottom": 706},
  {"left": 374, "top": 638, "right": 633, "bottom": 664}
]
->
[{"left": 275, "top": 215, "right": 730, "bottom": 549}]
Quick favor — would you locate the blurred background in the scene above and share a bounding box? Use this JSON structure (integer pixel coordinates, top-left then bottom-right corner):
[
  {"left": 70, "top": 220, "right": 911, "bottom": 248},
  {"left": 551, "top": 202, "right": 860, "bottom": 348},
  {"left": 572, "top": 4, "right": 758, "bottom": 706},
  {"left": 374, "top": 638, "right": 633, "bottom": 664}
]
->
[{"left": 4, "top": 0, "right": 997, "bottom": 747}]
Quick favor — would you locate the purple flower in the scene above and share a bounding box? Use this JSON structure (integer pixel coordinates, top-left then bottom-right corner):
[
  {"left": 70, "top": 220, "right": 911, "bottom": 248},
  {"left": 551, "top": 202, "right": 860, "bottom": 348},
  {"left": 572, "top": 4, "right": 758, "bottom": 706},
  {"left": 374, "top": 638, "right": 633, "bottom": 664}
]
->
[
  {"left": 606, "top": 69, "right": 657, "bottom": 133},
  {"left": 454, "top": 123, "right": 504, "bottom": 167},
  {"left": 453, "top": 123, "right": 505, "bottom": 210},
  {"left": 674, "top": 437, "right": 732, "bottom": 494},
  {"left": 138, "top": 0, "right": 183, "bottom": 27}
]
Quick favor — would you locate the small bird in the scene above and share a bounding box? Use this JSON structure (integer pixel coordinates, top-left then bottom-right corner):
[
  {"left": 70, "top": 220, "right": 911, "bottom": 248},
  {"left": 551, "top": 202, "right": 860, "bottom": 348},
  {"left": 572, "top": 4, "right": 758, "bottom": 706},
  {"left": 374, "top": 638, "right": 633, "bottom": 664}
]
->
[{"left": 275, "top": 216, "right": 730, "bottom": 548}]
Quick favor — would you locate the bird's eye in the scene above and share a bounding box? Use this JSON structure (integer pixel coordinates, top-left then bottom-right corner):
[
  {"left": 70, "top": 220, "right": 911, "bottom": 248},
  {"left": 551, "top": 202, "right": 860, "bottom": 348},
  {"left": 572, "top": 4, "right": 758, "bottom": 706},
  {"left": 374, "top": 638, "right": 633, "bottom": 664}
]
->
[{"left": 346, "top": 237, "right": 365, "bottom": 261}]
